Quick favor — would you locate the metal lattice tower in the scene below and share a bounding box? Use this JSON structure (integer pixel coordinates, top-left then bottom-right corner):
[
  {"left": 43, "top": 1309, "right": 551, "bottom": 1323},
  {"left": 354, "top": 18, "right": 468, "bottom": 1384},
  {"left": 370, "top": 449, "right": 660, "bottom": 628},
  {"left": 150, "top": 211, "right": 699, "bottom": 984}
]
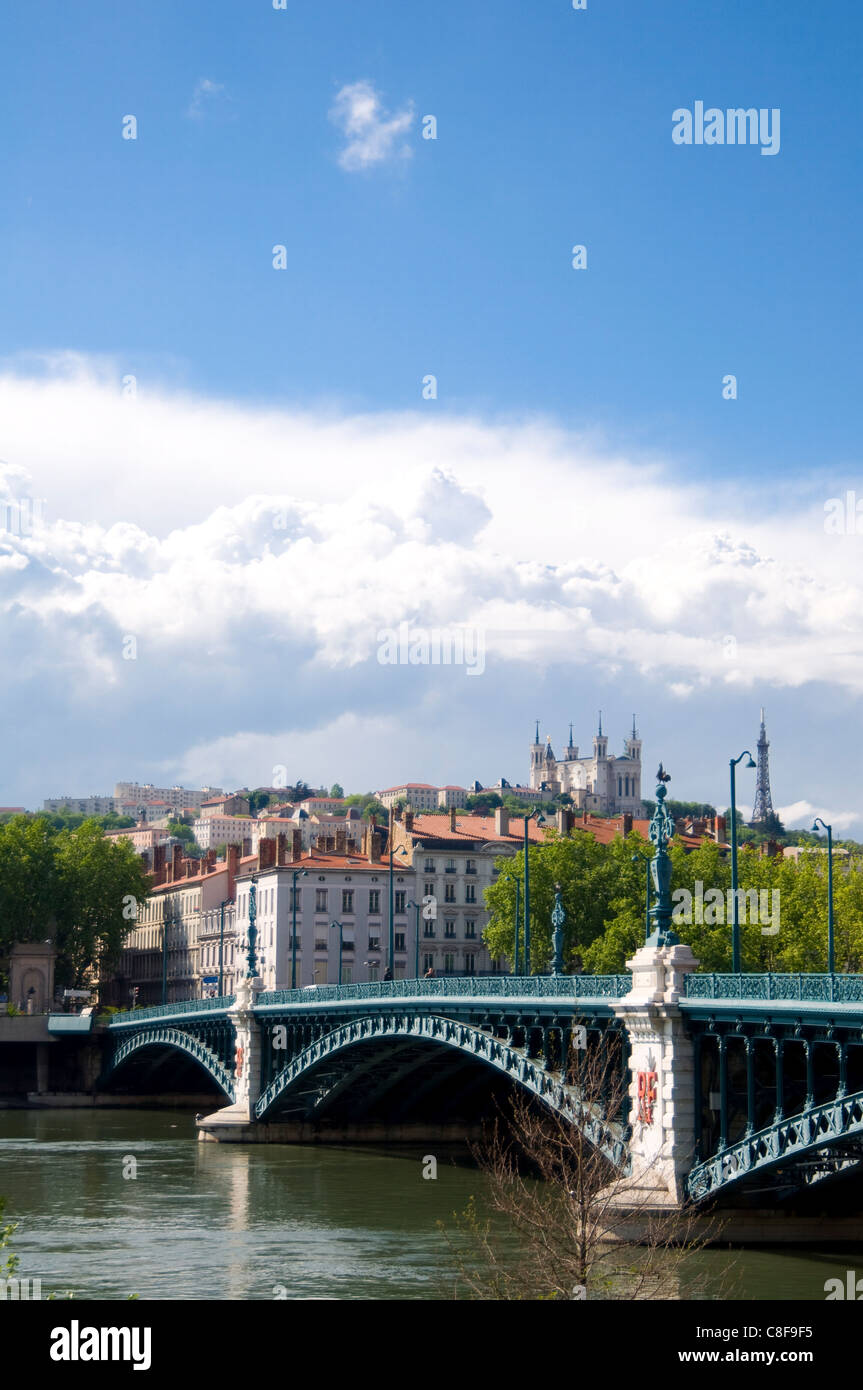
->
[{"left": 750, "top": 707, "right": 774, "bottom": 825}]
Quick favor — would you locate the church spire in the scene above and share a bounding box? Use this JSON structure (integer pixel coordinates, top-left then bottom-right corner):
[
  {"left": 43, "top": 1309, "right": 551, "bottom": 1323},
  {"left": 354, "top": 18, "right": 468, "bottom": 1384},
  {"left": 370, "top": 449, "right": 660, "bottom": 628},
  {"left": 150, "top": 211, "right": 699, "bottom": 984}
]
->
[
  {"left": 534, "top": 718, "right": 540, "bottom": 744},
  {"left": 598, "top": 709, "right": 602, "bottom": 736}
]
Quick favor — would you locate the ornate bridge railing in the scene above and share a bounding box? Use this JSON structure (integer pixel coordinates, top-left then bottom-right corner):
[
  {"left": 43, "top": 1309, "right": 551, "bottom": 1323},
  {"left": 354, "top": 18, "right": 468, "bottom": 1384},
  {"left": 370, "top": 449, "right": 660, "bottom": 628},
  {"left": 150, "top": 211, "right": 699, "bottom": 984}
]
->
[
  {"left": 109, "top": 996, "right": 236, "bottom": 1026},
  {"left": 684, "top": 973, "right": 863, "bottom": 1004},
  {"left": 256, "top": 974, "right": 632, "bottom": 1008}
]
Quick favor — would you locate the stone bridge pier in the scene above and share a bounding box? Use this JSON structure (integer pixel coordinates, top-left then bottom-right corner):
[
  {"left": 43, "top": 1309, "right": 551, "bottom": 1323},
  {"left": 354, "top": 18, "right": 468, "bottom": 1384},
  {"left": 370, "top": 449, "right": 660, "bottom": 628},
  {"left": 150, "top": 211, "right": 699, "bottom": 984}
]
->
[{"left": 613, "top": 939, "right": 700, "bottom": 1207}]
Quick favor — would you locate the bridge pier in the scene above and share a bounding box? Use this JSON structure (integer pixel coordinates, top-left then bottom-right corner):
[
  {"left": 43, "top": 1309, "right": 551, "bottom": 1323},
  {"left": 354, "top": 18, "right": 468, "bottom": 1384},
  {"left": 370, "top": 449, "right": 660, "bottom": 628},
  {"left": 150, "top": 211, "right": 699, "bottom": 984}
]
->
[
  {"left": 613, "top": 939, "right": 700, "bottom": 1207},
  {"left": 196, "top": 978, "right": 262, "bottom": 1138}
]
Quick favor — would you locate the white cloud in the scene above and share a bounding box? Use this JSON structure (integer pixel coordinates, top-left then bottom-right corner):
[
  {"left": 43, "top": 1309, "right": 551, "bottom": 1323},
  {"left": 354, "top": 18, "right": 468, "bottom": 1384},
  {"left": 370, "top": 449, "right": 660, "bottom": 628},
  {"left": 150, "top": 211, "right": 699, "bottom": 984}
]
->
[
  {"left": 186, "top": 78, "right": 228, "bottom": 121},
  {"left": 329, "top": 80, "right": 414, "bottom": 170},
  {"left": 777, "top": 801, "right": 860, "bottom": 833},
  {"left": 0, "top": 355, "right": 862, "bottom": 816}
]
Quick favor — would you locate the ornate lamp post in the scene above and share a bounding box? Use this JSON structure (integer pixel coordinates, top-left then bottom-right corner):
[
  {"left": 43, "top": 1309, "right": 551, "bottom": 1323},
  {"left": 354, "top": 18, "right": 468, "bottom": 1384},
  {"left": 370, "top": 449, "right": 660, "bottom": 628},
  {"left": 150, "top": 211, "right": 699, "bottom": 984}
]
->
[
  {"left": 729, "top": 750, "right": 756, "bottom": 972},
  {"left": 550, "top": 883, "right": 565, "bottom": 975},
  {"left": 218, "top": 897, "right": 230, "bottom": 996},
  {"left": 388, "top": 840, "right": 408, "bottom": 975},
  {"left": 504, "top": 875, "right": 521, "bottom": 974},
  {"left": 330, "top": 920, "right": 345, "bottom": 986},
  {"left": 246, "top": 878, "right": 259, "bottom": 978},
  {"left": 646, "top": 765, "right": 679, "bottom": 946},
  {"left": 811, "top": 817, "right": 835, "bottom": 974},
  {"left": 290, "top": 868, "right": 307, "bottom": 990},
  {"left": 522, "top": 810, "right": 546, "bottom": 975},
  {"left": 406, "top": 900, "right": 422, "bottom": 979}
]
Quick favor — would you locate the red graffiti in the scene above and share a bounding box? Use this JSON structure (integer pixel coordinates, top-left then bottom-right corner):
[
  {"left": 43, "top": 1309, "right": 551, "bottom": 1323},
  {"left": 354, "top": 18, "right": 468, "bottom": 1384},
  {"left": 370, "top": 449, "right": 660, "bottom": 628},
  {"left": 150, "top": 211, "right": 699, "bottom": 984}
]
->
[
  {"left": 637, "top": 1069, "right": 657, "bottom": 1125},
  {"left": 235, "top": 1045, "right": 244, "bottom": 1078}
]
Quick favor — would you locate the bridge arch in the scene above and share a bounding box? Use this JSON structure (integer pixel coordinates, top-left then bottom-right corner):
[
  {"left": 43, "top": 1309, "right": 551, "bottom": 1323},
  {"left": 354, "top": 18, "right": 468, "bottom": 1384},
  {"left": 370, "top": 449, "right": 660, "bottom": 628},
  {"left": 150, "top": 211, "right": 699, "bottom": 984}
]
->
[
  {"left": 256, "top": 1011, "right": 629, "bottom": 1169},
  {"left": 105, "top": 1026, "right": 236, "bottom": 1103}
]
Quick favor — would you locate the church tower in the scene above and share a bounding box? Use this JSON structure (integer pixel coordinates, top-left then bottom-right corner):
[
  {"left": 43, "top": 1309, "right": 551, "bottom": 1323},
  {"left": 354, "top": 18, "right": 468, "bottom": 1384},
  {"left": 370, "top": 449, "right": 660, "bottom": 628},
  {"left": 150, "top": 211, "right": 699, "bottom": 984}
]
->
[
  {"left": 565, "top": 721, "right": 578, "bottom": 760},
  {"left": 625, "top": 714, "right": 642, "bottom": 764},
  {"left": 592, "top": 711, "right": 608, "bottom": 762},
  {"left": 529, "top": 720, "right": 544, "bottom": 789}
]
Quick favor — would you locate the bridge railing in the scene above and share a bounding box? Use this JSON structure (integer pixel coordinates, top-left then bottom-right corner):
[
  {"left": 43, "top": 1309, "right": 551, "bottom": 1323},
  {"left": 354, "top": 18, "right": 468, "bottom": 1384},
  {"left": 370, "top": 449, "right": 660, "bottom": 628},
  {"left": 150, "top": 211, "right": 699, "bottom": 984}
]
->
[
  {"left": 108, "top": 996, "right": 236, "bottom": 1025},
  {"left": 684, "top": 973, "right": 863, "bottom": 1003},
  {"left": 256, "top": 974, "right": 633, "bottom": 1007}
]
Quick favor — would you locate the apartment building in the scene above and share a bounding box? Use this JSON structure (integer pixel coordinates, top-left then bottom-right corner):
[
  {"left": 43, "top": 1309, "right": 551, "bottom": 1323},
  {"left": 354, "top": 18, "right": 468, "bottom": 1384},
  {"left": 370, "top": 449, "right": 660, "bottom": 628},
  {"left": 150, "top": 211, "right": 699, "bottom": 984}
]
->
[
  {"left": 194, "top": 815, "right": 259, "bottom": 851},
  {"left": 112, "top": 843, "right": 244, "bottom": 1006},
  {"left": 389, "top": 806, "right": 547, "bottom": 975},
  {"left": 114, "top": 782, "right": 224, "bottom": 813},
  {"left": 233, "top": 824, "right": 414, "bottom": 987}
]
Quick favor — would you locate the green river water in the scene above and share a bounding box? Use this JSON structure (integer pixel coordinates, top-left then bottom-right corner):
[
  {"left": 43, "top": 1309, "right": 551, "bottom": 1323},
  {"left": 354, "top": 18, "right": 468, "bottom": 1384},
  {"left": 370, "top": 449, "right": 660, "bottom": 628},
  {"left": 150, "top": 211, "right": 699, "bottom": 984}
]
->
[{"left": 0, "top": 1108, "right": 858, "bottom": 1301}]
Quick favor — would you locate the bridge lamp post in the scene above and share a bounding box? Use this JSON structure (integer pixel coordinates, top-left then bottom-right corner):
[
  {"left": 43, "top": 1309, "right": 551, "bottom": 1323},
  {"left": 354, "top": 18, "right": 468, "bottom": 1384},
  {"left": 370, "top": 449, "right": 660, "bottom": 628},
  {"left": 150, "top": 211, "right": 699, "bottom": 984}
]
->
[
  {"left": 388, "top": 841, "right": 408, "bottom": 976},
  {"left": 330, "top": 920, "right": 345, "bottom": 986},
  {"left": 406, "top": 900, "right": 421, "bottom": 979},
  {"left": 246, "top": 878, "right": 260, "bottom": 978},
  {"left": 504, "top": 875, "right": 521, "bottom": 974},
  {"left": 290, "top": 868, "right": 307, "bottom": 990},
  {"left": 729, "top": 751, "right": 756, "bottom": 973},
  {"left": 522, "top": 810, "right": 546, "bottom": 976},
  {"left": 811, "top": 818, "right": 835, "bottom": 974},
  {"left": 218, "top": 897, "right": 231, "bottom": 997},
  {"left": 631, "top": 850, "right": 652, "bottom": 943}
]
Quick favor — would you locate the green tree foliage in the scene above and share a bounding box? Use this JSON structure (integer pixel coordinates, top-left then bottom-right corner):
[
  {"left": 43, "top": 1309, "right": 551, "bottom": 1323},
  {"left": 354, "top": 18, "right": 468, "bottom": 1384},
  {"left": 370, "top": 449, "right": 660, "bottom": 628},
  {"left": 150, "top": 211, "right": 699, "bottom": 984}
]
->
[
  {"left": 330, "top": 783, "right": 344, "bottom": 798},
  {"left": 483, "top": 826, "right": 863, "bottom": 977},
  {"left": 0, "top": 816, "right": 150, "bottom": 988},
  {"left": 343, "top": 793, "right": 389, "bottom": 823}
]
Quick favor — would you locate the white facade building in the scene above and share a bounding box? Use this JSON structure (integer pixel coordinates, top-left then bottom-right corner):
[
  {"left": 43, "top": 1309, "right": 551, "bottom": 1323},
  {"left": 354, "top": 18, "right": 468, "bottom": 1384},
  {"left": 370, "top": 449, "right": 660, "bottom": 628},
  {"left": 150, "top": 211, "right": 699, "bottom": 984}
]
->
[{"left": 529, "top": 719, "right": 644, "bottom": 817}]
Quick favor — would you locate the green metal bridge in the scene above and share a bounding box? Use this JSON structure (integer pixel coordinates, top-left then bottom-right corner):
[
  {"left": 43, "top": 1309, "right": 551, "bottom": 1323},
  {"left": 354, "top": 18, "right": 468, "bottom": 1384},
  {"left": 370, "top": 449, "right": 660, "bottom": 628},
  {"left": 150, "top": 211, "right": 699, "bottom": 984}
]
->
[{"left": 103, "top": 971, "right": 863, "bottom": 1206}]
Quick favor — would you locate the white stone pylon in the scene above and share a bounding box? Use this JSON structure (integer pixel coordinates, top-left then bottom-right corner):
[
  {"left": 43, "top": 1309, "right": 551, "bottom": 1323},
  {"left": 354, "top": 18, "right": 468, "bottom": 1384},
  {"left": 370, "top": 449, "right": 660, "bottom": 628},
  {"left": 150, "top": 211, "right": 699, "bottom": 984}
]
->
[{"left": 612, "top": 939, "right": 700, "bottom": 1206}]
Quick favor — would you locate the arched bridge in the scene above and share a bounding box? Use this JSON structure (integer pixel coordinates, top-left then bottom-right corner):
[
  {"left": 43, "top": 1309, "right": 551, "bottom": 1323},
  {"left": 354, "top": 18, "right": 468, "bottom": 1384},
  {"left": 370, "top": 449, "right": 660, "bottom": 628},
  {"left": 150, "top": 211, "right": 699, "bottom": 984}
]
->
[{"left": 104, "top": 966, "right": 863, "bottom": 1209}]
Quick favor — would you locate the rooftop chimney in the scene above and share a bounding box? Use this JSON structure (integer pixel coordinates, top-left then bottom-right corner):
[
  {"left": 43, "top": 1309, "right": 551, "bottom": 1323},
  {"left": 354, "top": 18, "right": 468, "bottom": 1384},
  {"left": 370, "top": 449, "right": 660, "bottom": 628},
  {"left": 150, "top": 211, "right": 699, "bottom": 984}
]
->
[
  {"left": 276, "top": 831, "right": 287, "bottom": 866},
  {"left": 449, "top": 807, "right": 457, "bottom": 832},
  {"left": 291, "top": 829, "right": 303, "bottom": 861},
  {"left": 494, "top": 807, "right": 509, "bottom": 837}
]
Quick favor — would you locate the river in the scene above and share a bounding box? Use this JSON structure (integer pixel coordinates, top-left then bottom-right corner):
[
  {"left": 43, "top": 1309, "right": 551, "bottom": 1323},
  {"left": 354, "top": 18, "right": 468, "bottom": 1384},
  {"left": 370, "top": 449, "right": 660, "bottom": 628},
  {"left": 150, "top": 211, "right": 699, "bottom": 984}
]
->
[{"left": 0, "top": 1108, "right": 855, "bottom": 1301}]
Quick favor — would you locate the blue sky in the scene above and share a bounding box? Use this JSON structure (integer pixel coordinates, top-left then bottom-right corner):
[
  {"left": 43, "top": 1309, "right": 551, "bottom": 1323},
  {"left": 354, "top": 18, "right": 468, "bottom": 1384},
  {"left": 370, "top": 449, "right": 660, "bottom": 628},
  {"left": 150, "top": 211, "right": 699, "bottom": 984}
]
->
[{"left": 0, "top": 0, "right": 860, "bottom": 828}]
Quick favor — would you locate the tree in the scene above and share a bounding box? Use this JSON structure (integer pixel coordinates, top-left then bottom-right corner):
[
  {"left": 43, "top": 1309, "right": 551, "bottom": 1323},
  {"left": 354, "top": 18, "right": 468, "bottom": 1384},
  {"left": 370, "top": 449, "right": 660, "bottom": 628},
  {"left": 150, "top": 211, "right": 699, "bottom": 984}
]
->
[
  {"left": 0, "top": 816, "right": 60, "bottom": 955},
  {"left": 440, "top": 1038, "right": 724, "bottom": 1299},
  {"left": 330, "top": 783, "right": 344, "bottom": 798},
  {"left": 52, "top": 822, "right": 151, "bottom": 988}
]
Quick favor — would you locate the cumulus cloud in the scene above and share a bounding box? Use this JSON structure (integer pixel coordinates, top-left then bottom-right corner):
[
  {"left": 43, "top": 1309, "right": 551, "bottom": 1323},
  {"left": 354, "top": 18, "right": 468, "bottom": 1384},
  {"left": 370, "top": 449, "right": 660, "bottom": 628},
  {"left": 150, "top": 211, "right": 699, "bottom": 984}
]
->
[
  {"left": 329, "top": 80, "right": 414, "bottom": 170},
  {"left": 0, "top": 355, "right": 861, "bottom": 819}
]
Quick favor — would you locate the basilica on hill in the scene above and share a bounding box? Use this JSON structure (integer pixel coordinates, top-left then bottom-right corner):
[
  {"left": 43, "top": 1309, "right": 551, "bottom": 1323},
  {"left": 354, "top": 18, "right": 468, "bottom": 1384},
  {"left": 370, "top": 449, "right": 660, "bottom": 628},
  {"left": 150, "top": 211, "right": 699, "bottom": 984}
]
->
[{"left": 529, "top": 716, "right": 645, "bottom": 817}]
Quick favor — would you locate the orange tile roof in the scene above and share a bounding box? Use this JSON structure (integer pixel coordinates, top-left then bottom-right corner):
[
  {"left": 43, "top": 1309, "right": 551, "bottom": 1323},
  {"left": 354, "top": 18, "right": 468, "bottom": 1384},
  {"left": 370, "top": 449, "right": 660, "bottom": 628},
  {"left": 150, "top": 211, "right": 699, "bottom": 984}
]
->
[{"left": 405, "top": 814, "right": 548, "bottom": 846}]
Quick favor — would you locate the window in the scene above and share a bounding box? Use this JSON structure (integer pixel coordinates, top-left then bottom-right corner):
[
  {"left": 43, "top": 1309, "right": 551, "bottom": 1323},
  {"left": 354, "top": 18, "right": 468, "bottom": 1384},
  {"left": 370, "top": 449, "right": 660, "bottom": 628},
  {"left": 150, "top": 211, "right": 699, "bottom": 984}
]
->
[
  {"left": 423, "top": 922, "right": 435, "bottom": 938},
  {"left": 368, "top": 936, "right": 380, "bottom": 952},
  {"left": 290, "top": 887, "right": 301, "bottom": 909},
  {"left": 445, "top": 859, "right": 456, "bottom": 874},
  {"left": 368, "top": 964, "right": 379, "bottom": 982},
  {"left": 465, "top": 921, "right": 476, "bottom": 939},
  {"left": 465, "top": 859, "right": 476, "bottom": 875},
  {"left": 395, "top": 890, "right": 406, "bottom": 914},
  {"left": 342, "top": 889, "right": 354, "bottom": 914},
  {"left": 465, "top": 884, "right": 476, "bottom": 904},
  {"left": 618, "top": 777, "right": 622, "bottom": 797},
  {"left": 395, "top": 933, "right": 405, "bottom": 952},
  {"left": 444, "top": 883, "right": 456, "bottom": 903},
  {"left": 424, "top": 881, "right": 435, "bottom": 898},
  {"left": 368, "top": 889, "right": 380, "bottom": 914},
  {"left": 315, "top": 939, "right": 328, "bottom": 952},
  {"left": 464, "top": 953, "right": 476, "bottom": 975},
  {"left": 315, "top": 889, "right": 328, "bottom": 912},
  {"left": 343, "top": 966, "right": 353, "bottom": 984},
  {"left": 423, "top": 953, "right": 434, "bottom": 973},
  {"left": 444, "top": 919, "right": 456, "bottom": 939},
  {"left": 444, "top": 953, "right": 455, "bottom": 973},
  {"left": 424, "top": 858, "right": 435, "bottom": 873}
]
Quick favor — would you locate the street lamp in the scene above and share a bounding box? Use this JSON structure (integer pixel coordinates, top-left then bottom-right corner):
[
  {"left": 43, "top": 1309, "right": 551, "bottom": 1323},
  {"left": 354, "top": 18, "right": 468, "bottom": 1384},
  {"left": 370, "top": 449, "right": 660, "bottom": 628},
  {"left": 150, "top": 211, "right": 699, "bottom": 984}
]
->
[
  {"left": 522, "top": 809, "right": 546, "bottom": 976},
  {"left": 406, "top": 900, "right": 422, "bottom": 979},
  {"left": 504, "top": 875, "right": 521, "bottom": 974},
  {"left": 290, "top": 868, "right": 307, "bottom": 990},
  {"left": 246, "top": 877, "right": 259, "bottom": 978},
  {"left": 388, "top": 838, "right": 408, "bottom": 975},
  {"left": 811, "top": 817, "right": 835, "bottom": 974},
  {"left": 217, "top": 897, "right": 230, "bottom": 997},
  {"left": 729, "top": 750, "right": 756, "bottom": 973},
  {"left": 631, "top": 849, "right": 652, "bottom": 943},
  {"left": 330, "top": 920, "right": 345, "bottom": 986}
]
